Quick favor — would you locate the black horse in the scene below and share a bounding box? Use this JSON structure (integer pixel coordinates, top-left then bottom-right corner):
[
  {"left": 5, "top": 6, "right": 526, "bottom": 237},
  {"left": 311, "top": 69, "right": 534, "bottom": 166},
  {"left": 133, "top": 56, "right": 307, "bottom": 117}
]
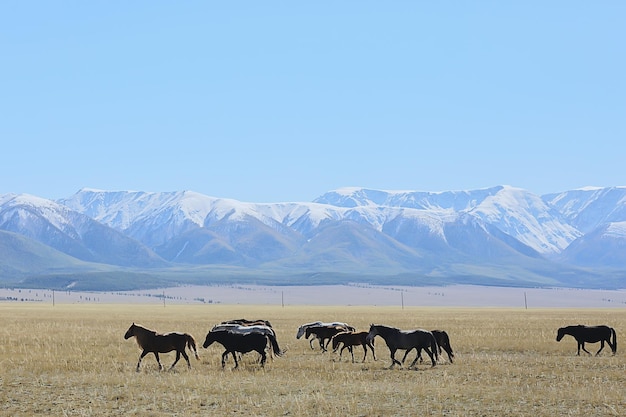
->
[
  {"left": 366, "top": 324, "right": 438, "bottom": 369},
  {"left": 401, "top": 329, "right": 454, "bottom": 364},
  {"left": 331, "top": 331, "right": 376, "bottom": 363},
  {"left": 203, "top": 330, "right": 283, "bottom": 369},
  {"left": 556, "top": 325, "right": 617, "bottom": 356},
  {"left": 305, "top": 325, "right": 346, "bottom": 352}
]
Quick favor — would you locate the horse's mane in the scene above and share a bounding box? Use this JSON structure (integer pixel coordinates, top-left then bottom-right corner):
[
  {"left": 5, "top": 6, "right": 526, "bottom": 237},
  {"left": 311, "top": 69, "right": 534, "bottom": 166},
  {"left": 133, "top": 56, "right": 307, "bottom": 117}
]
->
[
  {"left": 372, "top": 324, "right": 400, "bottom": 332},
  {"left": 300, "top": 321, "right": 323, "bottom": 329},
  {"left": 133, "top": 323, "right": 157, "bottom": 336}
]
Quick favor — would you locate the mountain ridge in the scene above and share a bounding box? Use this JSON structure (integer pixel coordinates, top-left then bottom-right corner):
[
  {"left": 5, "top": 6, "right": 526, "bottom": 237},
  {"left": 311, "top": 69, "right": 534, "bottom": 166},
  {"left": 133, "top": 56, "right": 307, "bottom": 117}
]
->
[{"left": 2, "top": 185, "right": 626, "bottom": 290}]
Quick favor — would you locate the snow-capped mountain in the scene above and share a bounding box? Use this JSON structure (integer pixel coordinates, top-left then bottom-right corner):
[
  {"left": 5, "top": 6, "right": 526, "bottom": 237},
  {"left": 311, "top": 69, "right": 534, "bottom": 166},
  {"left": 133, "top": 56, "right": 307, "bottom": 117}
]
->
[
  {"left": 558, "top": 221, "right": 626, "bottom": 268},
  {"left": 2, "top": 185, "right": 626, "bottom": 290},
  {"left": 543, "top": 186, "right": 626, "bottom": 233},
  {"left": 316, "top": 186, "right": 581, "bottom": 255},
  {"left": 0, "top": 193, "right": 166, "bottom": 268}
]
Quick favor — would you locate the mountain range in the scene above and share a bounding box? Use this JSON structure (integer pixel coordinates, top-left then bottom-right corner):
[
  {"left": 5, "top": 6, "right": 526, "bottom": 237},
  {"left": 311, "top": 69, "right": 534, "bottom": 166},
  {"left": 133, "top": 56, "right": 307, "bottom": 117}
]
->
[{"left": 1, "top": 185, "right": 625, "bottom": 290}]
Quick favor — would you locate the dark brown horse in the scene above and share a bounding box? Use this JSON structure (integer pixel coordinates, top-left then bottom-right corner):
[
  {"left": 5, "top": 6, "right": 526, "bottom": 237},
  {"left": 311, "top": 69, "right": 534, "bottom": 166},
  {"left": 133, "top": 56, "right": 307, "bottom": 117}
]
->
[
  {"left": 401, "top": 329, "right": 454, "bottom": 364},
  {"left": 556, "top": 325, "right": 617, "bottom": 356},
  {"left": 331, "top": 331, "right": 376, "bottom": 363},
  {"left": 203, "top": 329, "right": 283, "bottom": 369},
  {"left": 305, "top": 325, "right": 346, "bottom": 352},
  {"left": 366, "top": 324, "right": 438, "bottom": 369},
  {"left": 124, "top": 323, "right": 199, "bottom": 372}
]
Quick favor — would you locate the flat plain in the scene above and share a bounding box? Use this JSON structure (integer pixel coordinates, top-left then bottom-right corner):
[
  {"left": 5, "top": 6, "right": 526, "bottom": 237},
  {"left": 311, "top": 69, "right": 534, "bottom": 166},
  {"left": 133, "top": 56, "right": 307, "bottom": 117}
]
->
[{"left": 1, "top": 303, "right": 624, "bottom": 416}]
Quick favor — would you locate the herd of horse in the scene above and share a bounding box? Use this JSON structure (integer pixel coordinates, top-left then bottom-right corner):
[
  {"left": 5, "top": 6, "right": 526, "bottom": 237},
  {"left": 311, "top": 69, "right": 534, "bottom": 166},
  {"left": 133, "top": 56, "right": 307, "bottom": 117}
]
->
[{"left": 124, "top": 319, "right": 617, "bottom": 372}]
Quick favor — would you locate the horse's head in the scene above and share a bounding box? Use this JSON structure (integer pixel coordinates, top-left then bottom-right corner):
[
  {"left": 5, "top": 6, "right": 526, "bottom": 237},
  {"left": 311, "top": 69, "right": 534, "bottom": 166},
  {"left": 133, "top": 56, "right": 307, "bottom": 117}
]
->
[
  {"left": 556, "top": 327, "right": 565, "bottom": 341},
  {"left": 124, "top": 323, "right": 136, "bottom": 340},
  {"left": 296, "top": 326, "right": 305, "bottom": 339},
  {"left": 203, "top": 332, "right": 216, "bottom": 349},
  {"left": 365, "top": 324, "right": 378, "bottom": 344}
]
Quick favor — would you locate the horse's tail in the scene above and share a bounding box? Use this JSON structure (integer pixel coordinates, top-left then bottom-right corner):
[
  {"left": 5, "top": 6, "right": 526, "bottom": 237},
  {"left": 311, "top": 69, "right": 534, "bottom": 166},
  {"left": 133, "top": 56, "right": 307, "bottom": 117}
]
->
[
  {"left": 186, "top": 334, "right": 199, "bottom": 360},
  {"left": 611, "top": 327, "right": 617, "bottom": 354},
  {"left": 430, "top": 333, "right": 439, "bottom": 363},
  {"left": 268, "top": 334, "right": 284, "bottom": 357},
  {"left": 442, "top": 331, "right": 454, "bottom": 358},
  {"left": 330, "top": 334, "right": 337, "bottom": 352}
]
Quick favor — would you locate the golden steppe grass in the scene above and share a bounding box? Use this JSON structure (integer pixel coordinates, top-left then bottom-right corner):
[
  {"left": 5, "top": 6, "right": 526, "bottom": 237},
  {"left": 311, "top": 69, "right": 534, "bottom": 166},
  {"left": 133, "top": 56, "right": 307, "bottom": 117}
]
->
[{"left": 0, "top": 303, "right": 624, "bottom": 416}]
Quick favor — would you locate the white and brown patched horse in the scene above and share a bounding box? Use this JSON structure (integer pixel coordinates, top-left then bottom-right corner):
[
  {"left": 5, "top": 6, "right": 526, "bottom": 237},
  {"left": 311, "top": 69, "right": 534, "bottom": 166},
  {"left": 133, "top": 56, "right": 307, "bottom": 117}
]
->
[
  {"left": 212, "top": 320, "right": 277, "bottom": 359},
  {"left": 296, "top": 321, "right": 355, "bottom": 350},
  {"left": 124, "top": 323, "right": 199, "bottom": 372}
]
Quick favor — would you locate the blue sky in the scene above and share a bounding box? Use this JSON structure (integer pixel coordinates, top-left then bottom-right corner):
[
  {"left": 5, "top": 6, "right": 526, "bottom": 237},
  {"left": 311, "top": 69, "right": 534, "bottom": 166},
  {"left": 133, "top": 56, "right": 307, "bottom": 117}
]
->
[{"left": 2, "top": 2, "right": 624, "bottom": 203}]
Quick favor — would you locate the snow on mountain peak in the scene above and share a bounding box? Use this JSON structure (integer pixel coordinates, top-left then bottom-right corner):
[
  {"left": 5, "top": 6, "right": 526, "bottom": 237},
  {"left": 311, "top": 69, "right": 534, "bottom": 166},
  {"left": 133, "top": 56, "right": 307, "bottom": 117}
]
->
[
  {"left": 0, "top": 193, "right": 80, "bottom": 236},
  {"left": 465, "top": 186, "right": 581, "bottom": 253},
  {"left": 605, "top": 221, "right": 626, "bottom": 238}
]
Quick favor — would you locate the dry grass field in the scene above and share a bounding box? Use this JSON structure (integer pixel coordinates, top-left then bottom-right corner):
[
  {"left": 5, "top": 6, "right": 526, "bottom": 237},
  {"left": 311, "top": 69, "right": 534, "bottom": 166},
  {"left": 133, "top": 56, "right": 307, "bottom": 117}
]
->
[{"left": 1, "top": 303, "right": 624, "bottom": 416}]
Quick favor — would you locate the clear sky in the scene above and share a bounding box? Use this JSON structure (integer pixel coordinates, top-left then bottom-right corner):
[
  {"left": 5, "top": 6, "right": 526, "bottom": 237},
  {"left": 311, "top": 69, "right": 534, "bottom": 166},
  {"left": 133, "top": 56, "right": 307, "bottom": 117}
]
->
[{"left": 2, "top": 2, "right": 624, "bottom": 203}]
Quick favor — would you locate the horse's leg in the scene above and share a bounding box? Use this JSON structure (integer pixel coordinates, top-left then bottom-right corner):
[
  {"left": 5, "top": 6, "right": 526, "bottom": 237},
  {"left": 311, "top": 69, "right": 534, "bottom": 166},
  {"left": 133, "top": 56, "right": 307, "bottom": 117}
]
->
[
  {"left": 267, "top": 338, "right": 274, "bottom": 361},
  {"left": 444, "top": 346, "right": 454, "bottom": 363},
  {"left": 349, "top": 345, "right": 354, "bottom": 363},
  {"left": 221, "top": 351, "right": 229, "bottom": 368},
  {"left": 232, "top": 351, "right": 239, "bottom": 369},
  {"left": 136, "top": 350, "right": 149, "bottom": 372},
  {"left": 408, "top": 349, "right": 420, "bottom": 368},
  {"left": 153, "top": 352, "right": 163, "bottom": 370},
  {"left": 426, "top": 347, "right": 436, "bottom": 367},
  {"left": 401, "top": 348, "right": 412, "bottom": 364},
  {"left": 323, "top": 337, "right": 332, "bottom": 352},
  {"left": 389, "top": 348, "right": 400, "bottom": 369},
  {"left": 410, "top": 347, "right": 435, "bottom": 368},
  {"left": 259, "top": 349, "right": 267, "bottom": 367},
  {"left": 317, "top": 336, "right": 326, "bottom": 352},
  {"left": 595, "top": 340, "right": 606, "bottom": 356},
  {"left": 361, "top": 344, "right": 368, "bottom": 362},
  {"left": 310, "top": 335, "right": 321, "bottom": 350},
  {"left": 169, "top": 351, "right": 181, "bottom": 370},
  {"left": 180, "top": 349, "right": 191, "bottom": 369},
  {"left": 580, "top": 341, "right": 591, "bottom": 355},
  {"left": 339, "top": 345, "right": 345, "bottom": 361},
  {"left": 370, "top": 342, "right": 376, "bottom": 361}
]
